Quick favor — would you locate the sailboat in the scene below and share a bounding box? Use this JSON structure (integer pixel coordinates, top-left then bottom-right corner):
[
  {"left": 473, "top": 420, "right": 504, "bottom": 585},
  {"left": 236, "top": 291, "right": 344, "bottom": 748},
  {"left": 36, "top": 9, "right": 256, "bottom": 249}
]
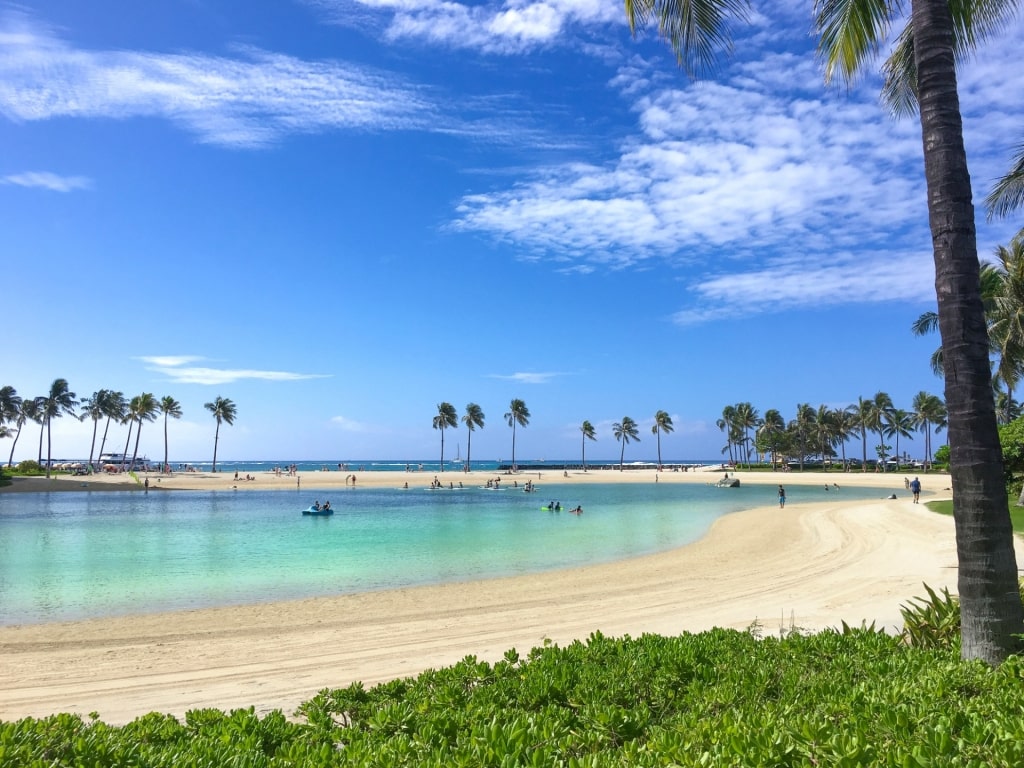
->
[{"left": 451, "top": 444, "right": 461, "bottom": 465}]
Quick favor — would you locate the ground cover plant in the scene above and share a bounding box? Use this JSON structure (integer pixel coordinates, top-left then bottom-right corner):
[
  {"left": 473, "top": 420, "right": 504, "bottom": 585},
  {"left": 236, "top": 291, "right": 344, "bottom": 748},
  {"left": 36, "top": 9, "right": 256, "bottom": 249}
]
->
[{"left": 4, "top": 624, "right": 1024, "bottom": 767}]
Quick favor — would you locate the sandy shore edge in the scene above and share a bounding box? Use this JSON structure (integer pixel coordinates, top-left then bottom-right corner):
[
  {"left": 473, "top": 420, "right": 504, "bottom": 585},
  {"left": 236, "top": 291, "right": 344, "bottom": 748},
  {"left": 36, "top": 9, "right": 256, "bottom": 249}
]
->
[{"left": 0, "top": 468, "right": 982, "bottom": 725}]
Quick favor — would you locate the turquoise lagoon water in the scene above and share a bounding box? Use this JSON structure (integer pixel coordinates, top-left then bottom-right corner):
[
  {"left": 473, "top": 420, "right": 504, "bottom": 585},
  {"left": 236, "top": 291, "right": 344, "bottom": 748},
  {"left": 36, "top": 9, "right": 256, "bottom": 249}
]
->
[{"left": 0, "top": 482, "right": 885, "bottom": 626}]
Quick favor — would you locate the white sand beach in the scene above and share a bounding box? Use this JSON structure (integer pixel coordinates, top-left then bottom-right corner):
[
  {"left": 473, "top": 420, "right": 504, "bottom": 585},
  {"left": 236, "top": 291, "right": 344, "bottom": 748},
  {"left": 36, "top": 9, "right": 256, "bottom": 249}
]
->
[{"left": 0, "top": 467, "right": 996, "bottom": 725}]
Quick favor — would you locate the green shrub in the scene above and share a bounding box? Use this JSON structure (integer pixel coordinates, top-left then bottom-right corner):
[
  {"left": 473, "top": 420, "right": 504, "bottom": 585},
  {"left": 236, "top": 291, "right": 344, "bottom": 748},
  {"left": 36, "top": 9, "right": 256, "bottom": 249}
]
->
[
  {"left": 6, "top": 629, "right": 1024, "bottom": 766},
  {"left": 14, "top": 460, "right": 43, "bottom": 475}
]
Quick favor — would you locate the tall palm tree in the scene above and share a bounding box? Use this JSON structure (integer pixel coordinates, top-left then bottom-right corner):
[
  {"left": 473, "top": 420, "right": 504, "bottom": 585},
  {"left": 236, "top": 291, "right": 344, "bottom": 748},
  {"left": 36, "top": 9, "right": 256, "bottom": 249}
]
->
[
  {"left": 868, "top": 392, "right": 894, "bottom": 471},
  {"left": 790, "top": 403, "right": 815, "bottom": 471},
  {"left": 204, "top": 396, "right": 237, "bottom": 473},
  {"left": 1, "top": 387, "right": 23, "bottom": 467},
  {"left": 911, "top": 391, "right": 947, "bottom": 466},
  {"left": 461, "top": 403, "right": 485, "bottom": 470},
  {"left": 78, "top": 390, "right": 108, "bottom": 470},
  {"left": 97, "top": 391, "right": 127, "bottom": 466},
  {"left": 987, "top": 232, "right": 1024, "bottom": 418},
  {"left": 8, "top": 396, "right": 42, "bottom": 467},
  {"left": 433, "top": 402, "right": 458, "bottom": 469},
  {"left": 884, "top": 408, "right": 915, "bottom": 468},
  {"left": 814, "top": 0, "right": 1024, "bottom": 660},
  {"left": 40, "top": 379, "right": 77, "bottom": 478},
  {"left": 612, "top": 417, "right": 640, "bottom": 470},
  {"left": 734, "top": 402, "right": 759, "bottom": 467},
  {"left": 580, "top": 420, "right": 596, "bottom": 471},
  {"left": 128, "top": 393, "right": 158, "bottom": 471},
  {"left": 651, "top": 410, "right": 674, "bottom": 469},
  {"left": 629, "top": 0, "right": 1024, "bottom": 668},
  {"left": 159, "top": 396, "right": 183, "bottom": 473},
  {"left": 757, "top": 409, "right": 785, "bottom": 469},
  {"left": 717, "top": 405, "right": 737, "bottom": 465},
  {"left": 504, "top": 399, "right": 530, "bottom": 471}
]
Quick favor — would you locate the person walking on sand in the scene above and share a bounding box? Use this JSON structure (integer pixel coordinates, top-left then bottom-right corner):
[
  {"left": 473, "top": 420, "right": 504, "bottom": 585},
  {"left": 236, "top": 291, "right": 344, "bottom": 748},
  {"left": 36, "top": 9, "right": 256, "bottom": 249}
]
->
[
  {"left": 910, "top": 476, "right": 921, "bottom": 504},
  {"left": 778, "top": 485, "right": 786, "bottom": 509}
]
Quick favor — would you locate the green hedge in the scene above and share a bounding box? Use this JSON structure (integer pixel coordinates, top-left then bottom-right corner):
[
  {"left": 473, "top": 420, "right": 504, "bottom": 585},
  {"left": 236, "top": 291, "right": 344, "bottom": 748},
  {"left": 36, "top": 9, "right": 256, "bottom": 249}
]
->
[{"left": 4, "top": 628, "right": 1024, "bottom": 766}]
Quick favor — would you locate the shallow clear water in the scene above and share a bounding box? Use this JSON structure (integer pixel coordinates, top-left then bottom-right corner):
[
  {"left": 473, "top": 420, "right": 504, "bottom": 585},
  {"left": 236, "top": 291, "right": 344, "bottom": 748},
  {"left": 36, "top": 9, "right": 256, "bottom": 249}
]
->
[{"left": 0, "top": 482, "right": 883, "bottom": 625}]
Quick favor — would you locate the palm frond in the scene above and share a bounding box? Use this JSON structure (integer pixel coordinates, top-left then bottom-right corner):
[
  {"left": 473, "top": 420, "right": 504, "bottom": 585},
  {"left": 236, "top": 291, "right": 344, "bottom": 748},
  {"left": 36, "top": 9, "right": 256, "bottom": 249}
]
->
[
  {"left": 986, "top": 143, "right": 1024, "bottom": 220},
  {"left": 625, "top": 0, "right": 750, "bottom": 78},
  {"left": 814, "top": 0, "right": 895, "bottom": 85}
]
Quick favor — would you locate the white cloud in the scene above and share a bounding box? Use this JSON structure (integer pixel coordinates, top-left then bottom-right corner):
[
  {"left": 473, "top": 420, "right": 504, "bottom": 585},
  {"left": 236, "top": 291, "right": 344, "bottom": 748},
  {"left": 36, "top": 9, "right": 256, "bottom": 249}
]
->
[
  {"left": 140, "top": 356, "right": 330, "bottom": 385},
  {"left": 0, "top": 13, "right": 443, "bottom": 148},
  {"left": 488, "top": 371, "right": 564, "bottom": 384},
  {"left": 330, "top": 415, "right": 374, "bottom": 432},
  {"left": 309, "top": 0, "right": 621, "bottom": 53},
  {"left": 1, "top": 171, "right": 91, "bottom": 191}
]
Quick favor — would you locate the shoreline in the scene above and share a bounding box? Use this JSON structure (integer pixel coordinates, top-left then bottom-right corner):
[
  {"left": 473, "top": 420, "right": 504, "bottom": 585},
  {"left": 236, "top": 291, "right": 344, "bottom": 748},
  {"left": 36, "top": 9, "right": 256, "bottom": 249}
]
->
[
  {"left": 0, "top": 464, "right": 946, "bottom": 493},
  {"left": 0, "top": 469, "right": 984, "bottom": 725}
]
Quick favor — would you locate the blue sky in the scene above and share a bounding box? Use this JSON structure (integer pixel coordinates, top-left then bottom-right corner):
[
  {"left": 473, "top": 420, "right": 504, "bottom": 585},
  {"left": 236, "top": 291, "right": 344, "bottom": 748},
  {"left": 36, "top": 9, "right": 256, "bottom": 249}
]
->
[{"left": 3, "top": 0, "right": 1022, "bottom": 463}]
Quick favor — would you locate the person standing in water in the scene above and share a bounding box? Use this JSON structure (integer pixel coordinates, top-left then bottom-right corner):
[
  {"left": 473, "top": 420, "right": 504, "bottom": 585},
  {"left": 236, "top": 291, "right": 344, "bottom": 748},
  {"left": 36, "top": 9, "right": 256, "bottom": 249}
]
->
[{"left": 778, "top": 485, "right": 786, "bottom": 508}]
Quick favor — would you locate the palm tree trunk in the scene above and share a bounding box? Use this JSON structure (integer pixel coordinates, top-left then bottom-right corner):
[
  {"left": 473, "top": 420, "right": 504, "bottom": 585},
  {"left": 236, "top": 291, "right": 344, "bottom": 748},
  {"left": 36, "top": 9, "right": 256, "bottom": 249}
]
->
[
  {"left": 88, "top": 420, "right": 99, "bottom": 469},
  {"left": 7, "top": 418, "right": 23, "bottom": 466},
  {"left": 99, "top": 416, "right": 112, "bottom": 467},
  {"left": 163, "top": 415, "right": 169, "bottom": 474},
  {"left": 45, "top": 418, "right": 52, "bottom": 479},
  {"left": 212, "top": 422, "right": 221, "bottom": 472},
  {"left": 122, "top": 422, "right": 133, "bottom": 471},
  {"left": 511, "top": 425, "right": 516, "bottom": 470},
  {"left": 440, "top": 428, "right": 445, "bottom": 471},
  {"left": 914, "top": 0, "right": 1023, "bottom": 663},
  {"left": 131, "top": 423, "right": 143, "bottom": 470}
]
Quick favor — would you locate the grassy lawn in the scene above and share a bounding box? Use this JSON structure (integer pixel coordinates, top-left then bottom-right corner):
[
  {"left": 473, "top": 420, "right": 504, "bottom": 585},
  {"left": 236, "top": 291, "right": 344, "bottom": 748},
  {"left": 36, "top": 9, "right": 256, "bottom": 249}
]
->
[{"left": 926, "top": 498, "right": 1024, "bottom": 534}]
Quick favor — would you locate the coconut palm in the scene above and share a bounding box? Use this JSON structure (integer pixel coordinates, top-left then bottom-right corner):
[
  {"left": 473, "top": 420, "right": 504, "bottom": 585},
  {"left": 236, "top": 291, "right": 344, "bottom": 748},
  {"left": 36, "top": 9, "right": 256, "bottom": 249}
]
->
[
  {"left": 612, "top": 416, "right": 640, "bottom": 471},
  {"left": 651, "top": 410, "right": 674, "bottom": 469},
  {"left": 884, "top": 409, "right": 915, "bottom": 469},
  {"left": 78, "top": 390, "right": 109, "bottom": 470},
  {"left": 127, "top": 393, "right": 158, "bottom": 471},
  {"left": 97, "top": 393, "right": 127, "bottom": 466},
  {"left": 717, "top": 405, "right": 737, "bottom": 465},
  {"left": 40, "top": 379, "right": 77, "bottom": 478},
  {"left": 757, "top": 409, "right": 786, "bottom": 469},
  {"left": 504, "top": 399, "right": 530, "bottom": 471},
  {"left": 159, "top": 396, "right": 183, "bottom": 473},
  {"left": 580, "top": 420, "right": 596, "bottom": 471},
  {"left": 8, "top": 396, "right": 42, "bottom": 467},
  {"left": 461, "top": 403, "right": 485, "bottom": 470},
  {"left": 1, "top": 386, "right": 23, "bottom": 467},
  {"left": 0, "top": 386, "right": 20, "bottom": 428},
  {"left": 868, "top": 392, "right": 894, "bottom": 472},
  {"left": 628, "top": 0, "right": 1024, "bottom": 666},
  {"left": 790, "top": 403, "right": 815, "bottom": 471},
  {"left": 911, "top": 391, "right": 947, "bottom": 466},
  {"left": 204, "top": 396, "right": 237, "bottom": 473},
  {"left": 814, "top": 0, "right": 1024, "bottom": 660},
  {"left": 733, "top": 402, "right": 759, "bottom": 467},
  {"left": 433, "top": 402, "right": 458, "bottom": 469}
]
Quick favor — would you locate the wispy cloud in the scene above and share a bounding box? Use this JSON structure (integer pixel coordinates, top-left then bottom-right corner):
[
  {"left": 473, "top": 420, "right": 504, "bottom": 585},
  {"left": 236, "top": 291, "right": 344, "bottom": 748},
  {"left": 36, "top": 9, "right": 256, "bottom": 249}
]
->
[
  {"left": 0, "top": 12, "right": 443, "bottom": 148},
  {"left": 329, "top": 415, "right": 374, "bottom": 432},
  {"left": 488, "top": 371, "right": 565, "bottom": 384},
  {"left": 140, "top": 356, "right": 330, "bottom": 385},
  {"left": 1, "top": 171, "right": 91, "bottom": 191},
  {"left": 307, "top": 0, "right": 622, "bottom": 54}
]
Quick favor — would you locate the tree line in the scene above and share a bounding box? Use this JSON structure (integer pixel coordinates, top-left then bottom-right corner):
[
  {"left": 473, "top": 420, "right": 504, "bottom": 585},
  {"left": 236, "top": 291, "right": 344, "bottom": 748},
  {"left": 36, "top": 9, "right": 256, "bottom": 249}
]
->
[
  {"left": 0, "top": 382, "right": 238, "bottom": 474},
  {"left": 717, "top": 392, "right": 948, "bottom": 471},
  {"left": 432, "top": 400, "right": 678, "bottom": 472}
]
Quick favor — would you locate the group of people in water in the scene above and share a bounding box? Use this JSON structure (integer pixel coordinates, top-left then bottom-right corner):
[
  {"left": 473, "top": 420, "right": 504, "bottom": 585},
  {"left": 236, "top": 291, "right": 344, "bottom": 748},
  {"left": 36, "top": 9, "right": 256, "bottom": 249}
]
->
[
  {"left": 544, "top": 501, "right": 583, "bottom": 514},
  {"left": 311, "top": 500, "right": 332, "bottom": 511}
]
